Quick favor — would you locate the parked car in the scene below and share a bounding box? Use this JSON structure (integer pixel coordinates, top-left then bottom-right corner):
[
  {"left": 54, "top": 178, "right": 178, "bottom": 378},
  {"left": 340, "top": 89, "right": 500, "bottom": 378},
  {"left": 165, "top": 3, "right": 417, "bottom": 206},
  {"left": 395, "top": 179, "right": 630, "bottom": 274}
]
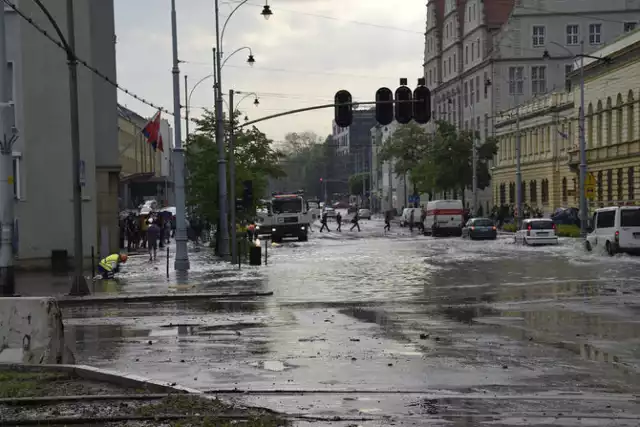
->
[
  {"left": 323, "top": 207, "right": 337, "bottom": 218},
  {"left": 358, "top": 208, "right": 371, "bottom": 220},
  {"left": 515, "top": 218, "right": 558, "bottom": 246},
  {"left": 400, "top": 208, "right": 422, "bottom": 227},
  {"left": 586, "top": 206, "right": 640, "bottom": 255},
  {"left": 462, "top": 218, "right": 497, "bottom": 240}
]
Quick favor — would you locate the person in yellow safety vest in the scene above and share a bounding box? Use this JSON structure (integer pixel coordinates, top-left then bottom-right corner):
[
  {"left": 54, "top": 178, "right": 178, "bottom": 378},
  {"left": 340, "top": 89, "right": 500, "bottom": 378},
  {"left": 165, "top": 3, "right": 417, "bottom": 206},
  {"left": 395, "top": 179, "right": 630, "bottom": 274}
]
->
[{"left": 97, "top": 253, "right": 128, "bottom": 279}]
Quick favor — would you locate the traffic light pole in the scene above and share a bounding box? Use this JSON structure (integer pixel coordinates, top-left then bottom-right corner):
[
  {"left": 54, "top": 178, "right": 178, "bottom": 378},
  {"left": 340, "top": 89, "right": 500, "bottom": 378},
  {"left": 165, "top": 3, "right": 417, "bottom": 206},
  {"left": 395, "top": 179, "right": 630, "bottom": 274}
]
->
[{"left": 229, "top": 89, "right": 238, "bottom": 264}]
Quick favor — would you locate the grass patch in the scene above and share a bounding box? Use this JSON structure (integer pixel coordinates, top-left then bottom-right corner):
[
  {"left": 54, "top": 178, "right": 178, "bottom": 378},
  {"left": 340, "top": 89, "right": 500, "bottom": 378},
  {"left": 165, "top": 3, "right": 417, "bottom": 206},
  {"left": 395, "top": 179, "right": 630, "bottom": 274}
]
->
[
  {"left": 502, "top": 223, "right": 517, "bottom": 232},
  {"left": 557, "top": 224, "right": 581, "bottom": 237},
  {"left": 0, "top": 371, "right": 71, "bottom": 398},
  {"left": 138, "top": 395, "right": 288, "bottom": 427}
]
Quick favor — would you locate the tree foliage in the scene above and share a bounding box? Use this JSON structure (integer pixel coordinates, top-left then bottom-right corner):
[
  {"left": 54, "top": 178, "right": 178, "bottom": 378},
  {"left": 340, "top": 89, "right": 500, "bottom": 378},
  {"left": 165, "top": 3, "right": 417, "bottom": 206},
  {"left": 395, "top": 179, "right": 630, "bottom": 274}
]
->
[
  {"left": 380, "top": 121, "right": 497, "bottom": 196},
  {"left": 185, "top": 110, "right": 286, "bottom": 223},
  {"left": 348, "top": 173, "right": 370, "bottom": 196}
]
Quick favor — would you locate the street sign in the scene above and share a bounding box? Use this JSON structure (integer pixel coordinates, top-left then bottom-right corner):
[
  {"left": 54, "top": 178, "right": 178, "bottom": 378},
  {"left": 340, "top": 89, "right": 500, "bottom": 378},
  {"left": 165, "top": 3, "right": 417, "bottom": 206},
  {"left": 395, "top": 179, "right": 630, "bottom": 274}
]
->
[{"left": 585, "top": 172, "right": 596, "bottom": 201}]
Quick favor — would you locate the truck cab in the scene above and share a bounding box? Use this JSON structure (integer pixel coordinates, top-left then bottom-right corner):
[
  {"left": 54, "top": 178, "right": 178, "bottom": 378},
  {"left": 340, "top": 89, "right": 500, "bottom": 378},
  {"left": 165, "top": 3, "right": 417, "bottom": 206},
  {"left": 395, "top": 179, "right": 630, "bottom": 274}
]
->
[{"left": 267, "top": 192, "right": 310, "bottom": 242}]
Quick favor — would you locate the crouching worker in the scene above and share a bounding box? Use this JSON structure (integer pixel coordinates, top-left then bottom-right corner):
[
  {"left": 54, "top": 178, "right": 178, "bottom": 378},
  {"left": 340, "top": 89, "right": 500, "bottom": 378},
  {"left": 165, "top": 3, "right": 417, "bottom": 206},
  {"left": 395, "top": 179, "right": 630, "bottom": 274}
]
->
[{"left": 97, "top": 253, "right": 128, "bottom": 279}]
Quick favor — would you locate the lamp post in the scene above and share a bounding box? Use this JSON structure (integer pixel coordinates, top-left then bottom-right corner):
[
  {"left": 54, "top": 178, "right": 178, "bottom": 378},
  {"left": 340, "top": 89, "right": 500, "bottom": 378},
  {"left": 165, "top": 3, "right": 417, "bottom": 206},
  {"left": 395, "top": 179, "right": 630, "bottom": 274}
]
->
[
  {"left": 32, "top": 0, "right": 89, "bottom": 294},
  {"left": 213, "top": 0, "right": 271, "bottom": 257},
  {"left": 543, "top": 40, "right": 610, "bottom": 237}
]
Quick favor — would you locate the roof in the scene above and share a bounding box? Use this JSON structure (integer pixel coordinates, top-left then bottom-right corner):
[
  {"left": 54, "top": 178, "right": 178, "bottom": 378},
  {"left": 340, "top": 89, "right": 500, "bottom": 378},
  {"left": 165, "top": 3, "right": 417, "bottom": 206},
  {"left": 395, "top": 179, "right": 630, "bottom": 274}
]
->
[
  {"left": 576, "top": 28, "right": 640, "bottom": 69},
  {"left": 117, "top": 104, "right": 147, "bottom": 123}
]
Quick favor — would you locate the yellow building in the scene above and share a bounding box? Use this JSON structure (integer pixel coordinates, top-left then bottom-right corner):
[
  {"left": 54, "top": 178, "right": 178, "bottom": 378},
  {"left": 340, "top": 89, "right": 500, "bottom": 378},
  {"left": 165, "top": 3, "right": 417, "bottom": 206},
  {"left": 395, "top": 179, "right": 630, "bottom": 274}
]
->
[
  {"left": 567, "top": 30, "right": 640, "bottom": 207},
  {"left": 118, "top": 104, "right": 158, "bottom": 177},
  {"left": 492, "top": 92, "right": 575, "bottom": 214}
]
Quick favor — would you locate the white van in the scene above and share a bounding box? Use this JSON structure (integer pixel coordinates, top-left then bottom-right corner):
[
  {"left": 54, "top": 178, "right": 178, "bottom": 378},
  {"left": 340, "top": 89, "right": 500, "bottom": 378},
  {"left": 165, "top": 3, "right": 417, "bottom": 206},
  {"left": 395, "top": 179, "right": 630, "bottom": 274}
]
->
[
  {"left": 586, "top": 206, "right": 640, "bottom": 255},
  {"left": 423, "top": 200, "right": 464, "bottom": 237},
  {"left": 400, "top": 207, "right": 423, "bottom": 227}
]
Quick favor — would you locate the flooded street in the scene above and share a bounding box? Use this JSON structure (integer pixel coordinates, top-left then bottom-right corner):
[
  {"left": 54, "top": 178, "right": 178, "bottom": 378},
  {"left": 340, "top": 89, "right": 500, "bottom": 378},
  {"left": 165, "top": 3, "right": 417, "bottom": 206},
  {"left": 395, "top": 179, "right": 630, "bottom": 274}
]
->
[{"left": 63, "top": 218, "right": 640, "bottom": 425}]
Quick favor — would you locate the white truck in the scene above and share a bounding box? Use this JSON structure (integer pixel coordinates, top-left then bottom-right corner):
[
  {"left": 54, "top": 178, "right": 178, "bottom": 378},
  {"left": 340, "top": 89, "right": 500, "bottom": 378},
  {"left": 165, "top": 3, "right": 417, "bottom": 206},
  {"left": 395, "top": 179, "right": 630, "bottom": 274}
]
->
[
  {"left": 255, "top": 192, "right": 310, "bottom": 242},
  {"left": 423, "top": 200, "right": 464, "bottom": 237}
]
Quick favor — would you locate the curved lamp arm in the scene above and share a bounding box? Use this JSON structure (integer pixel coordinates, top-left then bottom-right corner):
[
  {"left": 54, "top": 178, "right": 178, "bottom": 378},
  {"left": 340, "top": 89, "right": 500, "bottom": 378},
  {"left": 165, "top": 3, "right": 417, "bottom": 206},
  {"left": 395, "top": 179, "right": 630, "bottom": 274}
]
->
[
  {"left": 220, "top": 0, "right": 251, "bottom": 51},
  {"left": 33, "top": 0, "right": 74, "bottom": 58},
  {"left": 187, "top": 74, "right": 214, "bottom": 107},
  {"left": 221, "top": 46, "right": 253, "bottom": 69},
  {"left": 235, "top": 91, "right": 259, "bottom": 110}
]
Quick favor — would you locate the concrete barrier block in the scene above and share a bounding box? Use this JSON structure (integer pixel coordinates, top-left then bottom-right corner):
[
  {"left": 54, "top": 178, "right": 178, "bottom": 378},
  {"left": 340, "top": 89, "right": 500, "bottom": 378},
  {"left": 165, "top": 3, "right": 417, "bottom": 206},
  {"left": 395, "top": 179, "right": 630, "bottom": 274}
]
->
[{"left": 0, "top": 297, "right": 74, "bottom": 364}]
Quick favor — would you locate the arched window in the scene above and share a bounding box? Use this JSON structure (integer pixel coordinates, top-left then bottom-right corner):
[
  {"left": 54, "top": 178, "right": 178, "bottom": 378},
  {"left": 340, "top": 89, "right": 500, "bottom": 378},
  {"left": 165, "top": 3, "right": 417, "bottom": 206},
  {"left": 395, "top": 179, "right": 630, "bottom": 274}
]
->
[
  {"left": 596, "top": 100, "right": 603, "bottom": 146},
  {"left": 530, "top": 180, "right": 537, "bottom": 203},
  {"left": 629, "top": 167, "right": 635, "bottom": 201},
  {"left": 606, "top": 97, "right": 613, "bottom": 145},
  {"left": 616, "top": 94, "right": 623, "bottom": 144},
  {"left": 500, "top": 184, "right": 506, "bottom": 205},
  {"left": 607, "top": 169, "right": 613, "bottom": 202},
  {"left": 597, "top": 170, "right": 603, "bottom": 202},
  {"left": 587, "top": 103, "right": 594, "bottom": 148},
  {"left": 562, "top": 177, "right": 568, "bottom": 203},
  {"left": 617, "top": 168, "right": 624, "bottom": 202},
  {"left": 627, "top": 90, "right": 634, "bottom": 142},
  {"left": 542, "top": 179, "right": 549, "bottom": 204},
  {"left": 509, "top": 182, "right": 515, "bottom": 204}
]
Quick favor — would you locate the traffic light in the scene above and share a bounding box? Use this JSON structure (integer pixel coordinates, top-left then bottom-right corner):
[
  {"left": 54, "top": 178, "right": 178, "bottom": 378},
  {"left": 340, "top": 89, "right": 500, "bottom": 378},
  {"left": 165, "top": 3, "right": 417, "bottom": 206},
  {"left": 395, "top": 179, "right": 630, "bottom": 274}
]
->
[
  {"left": 334, "top": 90, "right": 352, "bottom": 128},
  {"left": 375, "top": 87, "right": 393, "bottom": 126},
  {"left": 242, "top": 180, "right": 253, "bottom": 209},
  {"left": 394, "top": 85, "right": 412, "bottom": 124},
  {"left": 413, "top": 85, "right": 432, "bottom": 124}
]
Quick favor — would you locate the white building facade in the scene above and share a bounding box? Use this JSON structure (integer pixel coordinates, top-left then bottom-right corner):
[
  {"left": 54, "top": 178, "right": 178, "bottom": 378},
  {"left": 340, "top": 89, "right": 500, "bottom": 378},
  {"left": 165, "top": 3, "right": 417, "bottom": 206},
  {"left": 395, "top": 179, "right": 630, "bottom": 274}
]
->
[
  {"left": 424, "top": 0, "right": 640, "bottom": 213},
  {"left": 6, "top": 0, "right": 119, "bottom": 268}
]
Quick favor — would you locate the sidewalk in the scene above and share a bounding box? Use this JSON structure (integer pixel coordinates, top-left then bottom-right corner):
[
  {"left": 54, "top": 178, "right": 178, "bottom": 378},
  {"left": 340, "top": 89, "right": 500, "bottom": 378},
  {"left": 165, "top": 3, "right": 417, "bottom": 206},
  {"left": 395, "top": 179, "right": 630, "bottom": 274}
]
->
[{"left": 13, "top": 242, "right": 264, "bottom": 298}]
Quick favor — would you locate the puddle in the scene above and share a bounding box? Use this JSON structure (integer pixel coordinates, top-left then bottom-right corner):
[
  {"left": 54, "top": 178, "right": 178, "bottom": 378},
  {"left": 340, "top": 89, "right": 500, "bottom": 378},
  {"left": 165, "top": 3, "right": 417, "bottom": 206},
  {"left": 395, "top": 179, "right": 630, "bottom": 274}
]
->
[{"left": 249, "top": 360, "right": 287, "bottom": 372}]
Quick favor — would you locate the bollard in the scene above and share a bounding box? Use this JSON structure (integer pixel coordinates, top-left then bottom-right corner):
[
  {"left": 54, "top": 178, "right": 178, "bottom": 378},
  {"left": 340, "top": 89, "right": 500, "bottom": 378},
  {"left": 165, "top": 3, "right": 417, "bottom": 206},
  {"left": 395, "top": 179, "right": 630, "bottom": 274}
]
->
[
  {"left": 166, "top": 247, "right": 170, "bottom": 279},
  {"left": 264, "top": 237, "right": 268, "bottom": 265},
  {"left": 91, "top": 246, "right": 95, "bottom": 278}
]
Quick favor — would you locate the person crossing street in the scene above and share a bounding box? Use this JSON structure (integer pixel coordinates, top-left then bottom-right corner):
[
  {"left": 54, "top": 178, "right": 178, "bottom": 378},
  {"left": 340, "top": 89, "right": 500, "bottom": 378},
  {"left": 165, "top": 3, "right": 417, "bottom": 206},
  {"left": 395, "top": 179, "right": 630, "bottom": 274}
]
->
[{"left": 319, "top": 211, "right": 330, "bottom": 232}]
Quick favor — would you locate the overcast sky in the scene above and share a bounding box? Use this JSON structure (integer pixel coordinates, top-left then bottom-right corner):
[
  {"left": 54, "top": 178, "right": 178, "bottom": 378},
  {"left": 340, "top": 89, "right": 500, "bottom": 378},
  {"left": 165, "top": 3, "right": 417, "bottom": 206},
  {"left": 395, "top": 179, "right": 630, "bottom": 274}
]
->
[{"left": 114, "top": 0, "right": 424, "bottom": 144}]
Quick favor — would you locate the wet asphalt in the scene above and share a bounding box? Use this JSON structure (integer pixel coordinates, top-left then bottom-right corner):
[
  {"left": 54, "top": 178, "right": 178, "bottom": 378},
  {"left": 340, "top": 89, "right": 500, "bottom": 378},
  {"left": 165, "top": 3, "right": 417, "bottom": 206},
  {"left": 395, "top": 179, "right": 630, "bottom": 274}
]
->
[{"left": 63, "top": 215, "right": 640, "bottom": 426}]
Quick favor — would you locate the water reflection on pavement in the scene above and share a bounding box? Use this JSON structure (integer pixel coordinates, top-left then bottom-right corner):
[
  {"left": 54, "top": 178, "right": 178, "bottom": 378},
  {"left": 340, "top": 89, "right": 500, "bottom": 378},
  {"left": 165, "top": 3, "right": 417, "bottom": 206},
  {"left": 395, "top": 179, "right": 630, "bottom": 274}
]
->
[{"left": 64, "top": 219, "right": 640, "bottom": 425}]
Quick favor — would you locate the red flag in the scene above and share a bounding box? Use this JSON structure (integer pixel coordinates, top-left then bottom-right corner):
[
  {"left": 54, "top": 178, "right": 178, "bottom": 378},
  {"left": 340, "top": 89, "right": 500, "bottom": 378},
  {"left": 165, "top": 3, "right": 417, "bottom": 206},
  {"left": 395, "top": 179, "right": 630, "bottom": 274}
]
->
[{"left": 141, "top": 110, "right": 164, "bottom": 152}]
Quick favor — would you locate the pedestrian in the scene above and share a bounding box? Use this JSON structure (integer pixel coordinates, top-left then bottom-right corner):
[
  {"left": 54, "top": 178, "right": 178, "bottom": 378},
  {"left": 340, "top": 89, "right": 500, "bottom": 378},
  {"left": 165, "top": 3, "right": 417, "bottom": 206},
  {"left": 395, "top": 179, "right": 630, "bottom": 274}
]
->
[
  {"left": 409, "top": 209, "right": 415, "bottom": 232},
  {"left": 384, "top": 210, "right": 391, "bottom": 232},
  {"left": 350, "top": 211, "right": 361, "bottom": 232},
  {"left": 97, "top": 253, "right": 128, "bottom": 279},
  {"left": 319, "top": 211, "right": 330, "bottom": 232},
  {"left": 146, "top": 218, "right": 161, "bottom": 261},
  {"left": 140, "top": 215, "right": 149, "bottom": 249},
  {"left": 336, "top": 212, "right": 342, "bottom": 232}
]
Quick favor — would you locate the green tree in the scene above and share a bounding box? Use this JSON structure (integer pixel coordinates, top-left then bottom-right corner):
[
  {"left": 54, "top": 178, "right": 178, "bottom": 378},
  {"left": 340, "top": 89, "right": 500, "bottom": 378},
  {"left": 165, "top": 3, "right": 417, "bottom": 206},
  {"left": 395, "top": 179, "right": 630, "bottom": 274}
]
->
[
  {"left": 348, "top": 173, "right": 370, "bottom": 196},
  {"left": 275, "top": 132, "right": 329, "bottom": 197},
  {"left": 185, "top": 110, "right": 286, "bottom": 224}
]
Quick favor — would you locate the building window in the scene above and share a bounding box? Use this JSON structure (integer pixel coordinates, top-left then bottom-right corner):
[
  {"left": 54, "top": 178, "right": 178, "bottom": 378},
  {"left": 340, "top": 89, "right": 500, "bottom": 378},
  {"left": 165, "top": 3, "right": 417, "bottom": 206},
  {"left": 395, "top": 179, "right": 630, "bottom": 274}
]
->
[
  {"left": 607, "top": 169, "right": 613, "bottom": 202},
  {"left": 484, "top": 114, "right": 489, "bottom": 139},
  {"left": 617, "top": 168, "right": 624, "bottom": 202},
  {"left": 464, "top": 82, "right": 468, "bottom": 107},
  {"left": 532, "top": 25, "right": 545, "bottom": 47},
  {"left": 627, "top": 90, "right": 634, "bottom": 142},
  {"left": 531, "top": 66, "right": 546, "bottom": 95},
  {"left": 475, "top": 39, "right": 480, "bottom": 59},
  {"left": 597, "top": 171, "right": 603, "bottom": 202},
  {"left": 12, "top": 153, "right": 20, "bottom": 200},
  {"left": 508, "top": 66, "right": 524, "bottom": 95},
  {"left": 629, "top": 167, "right": 635, "bottom": 201},
  {"left": 509, "top": 182, "right": 515, "bottom": 204},
  {"left": 566, "top": 24, "right": 579, "bottom": 45},
  {"left": 453, "top": 53, "right": 457, "bottom": 72},
  {"left": 470, "top": 79, "right": 475, "bottom": 105},
  {"left": 543, "top": 179, "right": 550, "bottom": 204},
  {"left": 624, "top": 22, "right": 637, "bottom": 33},
  {"left": 448, "top": 57, "right": 452, "bottom": 74},
  {"left": 530, "top": 180, "right": 537, "bottom": 203},
  {"left": 562, "top": 177, "right": 568, "bottom": 203},
  {"left": 500, "top": 184, "right": 506, "bottom": 205},
  {"left": 522, "top": 181, "right": 527, "bottom": 203},
  {"left": 589, "top": 23, "right": 602, "bottom": 45},
  {"left": 475, "top": 76, "right": 480, "bottom": 102},
  {"left": 452, "top": 98, "right": 457, "bottom": 123},
  {"left": 465, "top": 45, "right": 469, "bottom": 64},
  {"left": 564, "top": 64, "right": 573, "bottom": 92},
  {"left": 484, "top": 72, "right": 488, "bottom": 98}
]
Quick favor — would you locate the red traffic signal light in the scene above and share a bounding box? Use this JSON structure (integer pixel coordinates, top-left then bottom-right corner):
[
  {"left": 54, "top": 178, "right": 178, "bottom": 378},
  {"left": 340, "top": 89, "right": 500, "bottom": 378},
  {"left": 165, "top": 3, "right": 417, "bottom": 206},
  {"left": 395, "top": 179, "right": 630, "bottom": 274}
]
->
[
  {"left": 413, "top": 85, "right": 432, "bottom": 124},
  {"left": 395, "top": 86, "right": 412, "bottom": 125},
  {"left": 320, "top": 178, "right": 323, "bottom": 182},
  {"left": 375, "top": 87, "right": 393, "bottom": 126},
  {"left": 334, "top": 90, "right": 352, "bottom": 128}
]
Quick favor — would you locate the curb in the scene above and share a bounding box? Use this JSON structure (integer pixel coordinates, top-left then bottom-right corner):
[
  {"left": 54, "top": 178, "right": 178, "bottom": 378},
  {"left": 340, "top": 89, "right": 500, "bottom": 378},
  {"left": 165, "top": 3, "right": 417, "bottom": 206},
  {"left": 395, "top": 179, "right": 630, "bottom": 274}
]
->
[
  {"left": 0, "top": 363, "right": 203, "bottom": 395},
  {"left": 56, "top": 291, "right": 274, "bottom": 306}
]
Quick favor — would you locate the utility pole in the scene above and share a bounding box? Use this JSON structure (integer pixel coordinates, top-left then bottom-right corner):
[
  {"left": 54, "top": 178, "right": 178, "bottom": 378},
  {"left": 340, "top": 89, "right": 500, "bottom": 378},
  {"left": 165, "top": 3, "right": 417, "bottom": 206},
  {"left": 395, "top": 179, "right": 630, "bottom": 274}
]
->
[
  {"left": 515, "top": 95, "right": 523, "bottom": 227},
  {"left": 229, "top": 89, "right": 237, "bottom": 264},
  {"left": 171, "top": 0, "right": 190, "bottom": 273},
  {"left": 578, "top": 40, "right": 588, "bottom": 237},
  {"left": 472, "top": 136, "right": 478, "bottom": 215},
  {"left": 0, "top": 5, "right": 16, "bottom": 296},
  {"left": 361, "top": 148, "right": 365, "bottom": 207},
  {"left": 387, "top": 159, "right": 393, "bottom": 213},
  {"left": 214, "top": 0, "right": 230, "bottom": 257}
]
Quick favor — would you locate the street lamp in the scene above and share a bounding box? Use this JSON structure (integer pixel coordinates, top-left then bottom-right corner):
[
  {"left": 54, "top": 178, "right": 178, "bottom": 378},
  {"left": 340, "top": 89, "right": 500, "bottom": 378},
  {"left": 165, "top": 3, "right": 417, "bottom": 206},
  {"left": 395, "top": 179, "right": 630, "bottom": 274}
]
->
[
  {"left": 542, "top": 41, "right": 611, "bottom": 238},
  {"left": 261, "top": 2, "right": 273, "bottom": 20},
  {"left": 214, "top": 0, "right": 271, "bottom": 258}
]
